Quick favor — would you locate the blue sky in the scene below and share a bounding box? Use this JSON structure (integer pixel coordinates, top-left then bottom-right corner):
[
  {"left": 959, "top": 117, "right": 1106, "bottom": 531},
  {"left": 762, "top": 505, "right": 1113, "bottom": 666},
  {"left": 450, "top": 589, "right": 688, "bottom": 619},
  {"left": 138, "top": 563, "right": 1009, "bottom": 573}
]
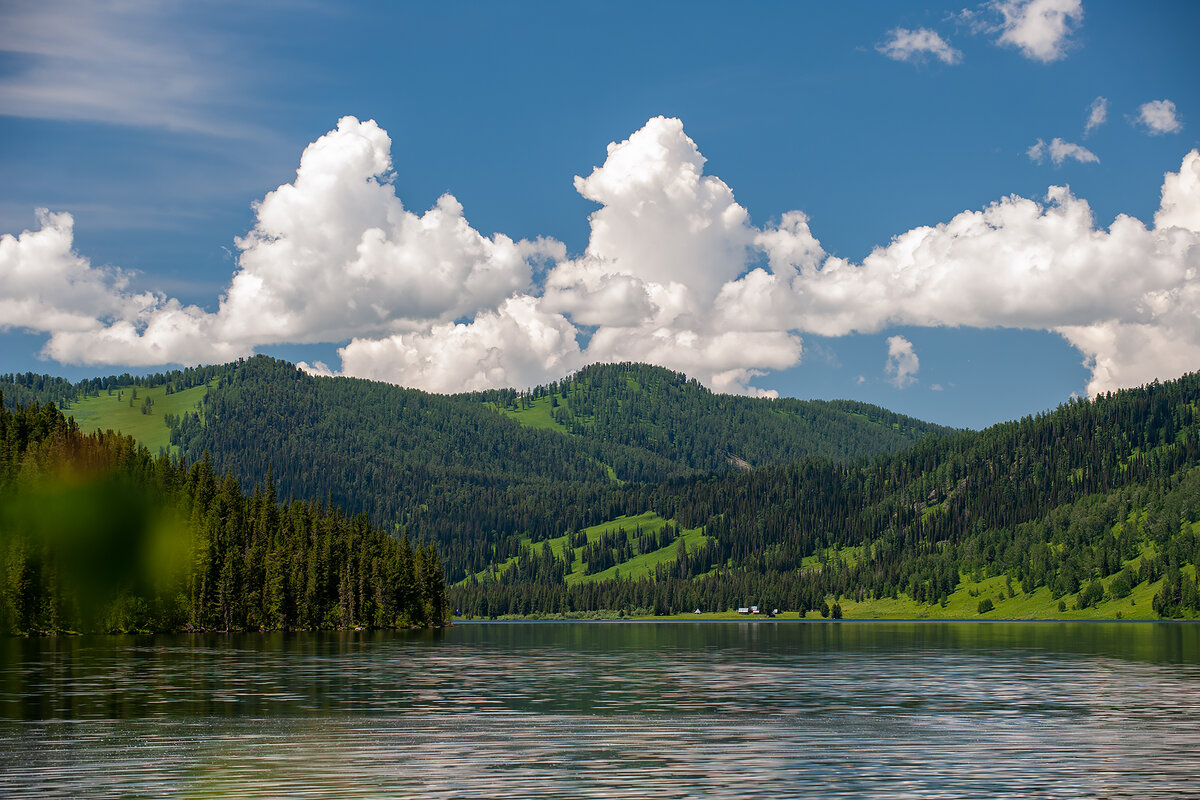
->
[{"left": 1, "top": 1, "right": 1198, "bottom": 428}]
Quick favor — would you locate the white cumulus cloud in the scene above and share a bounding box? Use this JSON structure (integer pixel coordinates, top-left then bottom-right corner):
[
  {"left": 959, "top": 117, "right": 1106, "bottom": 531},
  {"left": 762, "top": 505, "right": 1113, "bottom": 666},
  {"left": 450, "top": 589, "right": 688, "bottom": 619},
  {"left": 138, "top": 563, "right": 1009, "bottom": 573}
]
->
[
  {"left": 218, "top": 116, "right": 555, "bottom": 347},
  {"left": 0, "top": 209, "right": 135, "bottom": 333},
  {"left": 990, "top": 0, "right": 1083, "bottom": 63},
  {"left": 536, "top": 116, "right": 798, "bottom": 394},
  {"left": 334, "top": 296, "right": 582, "bottom": 394},
  {"left": 0, "top": 209, "right": 244, "bottom": 366},
  {"left": 721, "top": 149, "right": 1200, "bottom": 396},
  {"left": 1136, "top": 99, "right": 1182, "bottom": 135},
  {"left": 1156, "top": 148, "right": 1200, "bottom": 231},
  {"left": 885, "top": 336, "right": 920, "bottom": 388},
  {"left": 554, "top": 116, "right": 756, "bottom": 308},
  {"left": 42, "top": 300, "right": 245, "bottom": 367},
  {"left": 5, "top": 116, "right": 1200, "bottom": 401},
  {"left": 877, "top": 27, "right": 962, "bottom": 65}
]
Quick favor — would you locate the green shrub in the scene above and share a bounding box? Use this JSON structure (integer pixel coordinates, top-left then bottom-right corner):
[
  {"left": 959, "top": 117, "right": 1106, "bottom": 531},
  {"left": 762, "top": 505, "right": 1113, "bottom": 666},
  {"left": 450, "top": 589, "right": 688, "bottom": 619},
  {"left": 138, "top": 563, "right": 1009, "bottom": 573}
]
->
[{"left": 1078, "top": 579, "right": 1104, "bottom": 609}]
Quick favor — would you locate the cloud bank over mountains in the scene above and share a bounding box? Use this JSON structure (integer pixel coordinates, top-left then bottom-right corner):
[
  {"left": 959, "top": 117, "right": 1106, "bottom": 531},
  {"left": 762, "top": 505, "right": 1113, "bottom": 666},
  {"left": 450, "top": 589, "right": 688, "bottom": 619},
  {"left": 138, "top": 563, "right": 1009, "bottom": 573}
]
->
[{"left": 2, "top": 116, "right": 1199, "bottom": 397}]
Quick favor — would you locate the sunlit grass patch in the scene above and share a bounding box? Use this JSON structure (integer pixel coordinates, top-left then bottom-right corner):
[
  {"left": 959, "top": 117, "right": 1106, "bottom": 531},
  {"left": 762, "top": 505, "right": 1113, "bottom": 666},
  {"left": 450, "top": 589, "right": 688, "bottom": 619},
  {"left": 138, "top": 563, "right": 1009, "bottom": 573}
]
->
[{"left": 66, "top": 382, "right": 210, "bottom": 455}]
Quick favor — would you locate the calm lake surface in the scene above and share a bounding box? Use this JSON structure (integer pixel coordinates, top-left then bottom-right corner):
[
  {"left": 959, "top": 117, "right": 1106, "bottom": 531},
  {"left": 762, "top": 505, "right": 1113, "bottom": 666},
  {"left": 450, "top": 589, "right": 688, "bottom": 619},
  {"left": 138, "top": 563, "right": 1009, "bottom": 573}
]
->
[{"left": 2, "top": 621, "right": 1199, "bottom": 798}]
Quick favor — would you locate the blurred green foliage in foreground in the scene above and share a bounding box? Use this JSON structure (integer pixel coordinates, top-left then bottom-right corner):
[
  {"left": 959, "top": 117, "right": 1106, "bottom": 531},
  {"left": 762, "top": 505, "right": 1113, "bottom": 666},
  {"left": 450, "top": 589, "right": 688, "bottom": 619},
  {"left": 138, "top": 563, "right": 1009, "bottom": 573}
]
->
[{"left": 0, "top": 395, "right": 448, "bottom": 635}]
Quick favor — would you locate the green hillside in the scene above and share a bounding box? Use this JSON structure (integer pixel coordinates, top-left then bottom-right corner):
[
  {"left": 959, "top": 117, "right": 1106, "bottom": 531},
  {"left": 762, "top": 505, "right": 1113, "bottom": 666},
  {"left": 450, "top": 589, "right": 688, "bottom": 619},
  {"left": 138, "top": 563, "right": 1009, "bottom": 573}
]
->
[
  {"left": 491, "top": 396, "right": 573, "bottom": 433},
  {"left": 66, "top": 382, "right": 209, "bottom": 454},
  {"left": 454, "top": 372, "right": 1200, "bottom": 620},
  {"left": 162, "top": 357, "right": 951, "bottom": 581},
  {"left": 9, "top": 358, "right": 1200, "bottom": 622},
  {"left": 474, "top": 362, "right": 955, "bottom": 472},
  {"left": 463, "top": 511, "right": 712, "bottom": 587},
  {"left": 2, "top": 364, "right": 225, "bottom": 456}
]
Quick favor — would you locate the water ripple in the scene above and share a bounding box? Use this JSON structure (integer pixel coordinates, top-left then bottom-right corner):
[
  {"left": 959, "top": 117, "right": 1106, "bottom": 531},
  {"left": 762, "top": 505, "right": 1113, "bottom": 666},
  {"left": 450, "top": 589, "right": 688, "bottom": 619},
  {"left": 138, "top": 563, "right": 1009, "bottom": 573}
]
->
[{"left": 1, "top": 622, "right": 1198, "bottom": 798}]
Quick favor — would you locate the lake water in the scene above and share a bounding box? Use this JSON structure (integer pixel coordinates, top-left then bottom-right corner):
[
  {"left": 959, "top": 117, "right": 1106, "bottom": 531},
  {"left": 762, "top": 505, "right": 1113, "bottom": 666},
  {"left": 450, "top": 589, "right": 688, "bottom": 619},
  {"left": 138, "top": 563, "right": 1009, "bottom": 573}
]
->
[{"left": 2, "top": 622, "right": 1199, "bottom": 798}]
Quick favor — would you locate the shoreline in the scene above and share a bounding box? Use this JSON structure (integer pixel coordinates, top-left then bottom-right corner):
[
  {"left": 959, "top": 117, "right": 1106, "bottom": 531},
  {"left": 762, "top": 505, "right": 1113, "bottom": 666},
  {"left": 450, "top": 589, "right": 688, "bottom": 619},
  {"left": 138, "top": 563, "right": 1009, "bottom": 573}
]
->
[{"left": 452, "top": 615, "right": 1196, "bottom": 624}]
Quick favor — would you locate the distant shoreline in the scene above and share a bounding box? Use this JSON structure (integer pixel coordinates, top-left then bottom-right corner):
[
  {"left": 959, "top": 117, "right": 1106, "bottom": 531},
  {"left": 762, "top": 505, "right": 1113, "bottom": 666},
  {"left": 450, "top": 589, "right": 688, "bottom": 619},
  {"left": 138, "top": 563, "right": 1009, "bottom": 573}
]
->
[{"left": 452, "top": 615, "right": 1194, "bottom": 624}]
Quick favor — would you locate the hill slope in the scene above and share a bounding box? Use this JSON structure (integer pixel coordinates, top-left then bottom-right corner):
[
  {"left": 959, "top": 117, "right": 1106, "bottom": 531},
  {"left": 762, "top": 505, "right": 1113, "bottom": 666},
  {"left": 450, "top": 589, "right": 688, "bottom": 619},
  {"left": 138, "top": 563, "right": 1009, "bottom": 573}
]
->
[
  {"left": 162, "top": 358, "right": 949, "bottom": 574},
  {"left": 6, "top": 360, "right": 1200, "bottom": 619},
  {"left": 1, "top": 365, "right": 224, "bottom": 453},
  {"left": 7, "top": 358, "right": 951, "bottom": 582},
  {"left": 468, "top": 362, "right": 953, "bottom": 474},
  {"left": 454, "top": 373, "right": 1200, "bottom": 620}
]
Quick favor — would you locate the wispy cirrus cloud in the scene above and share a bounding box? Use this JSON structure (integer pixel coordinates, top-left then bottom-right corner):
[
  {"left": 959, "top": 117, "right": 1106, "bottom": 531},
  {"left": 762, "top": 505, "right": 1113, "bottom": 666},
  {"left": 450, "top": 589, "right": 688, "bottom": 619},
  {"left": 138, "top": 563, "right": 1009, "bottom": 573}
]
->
[
  {"left": 1027, "top": 137, "right": 1099, "bottom": 166},
  {"left": 877, "top": 27, "right": 962, "bottom": 65},
  {"left": 0, "top": 0, "right": 264, "bottom": 138},
  {"left": 1084, "top": 96, "right": 1108, "bottom": 135}
]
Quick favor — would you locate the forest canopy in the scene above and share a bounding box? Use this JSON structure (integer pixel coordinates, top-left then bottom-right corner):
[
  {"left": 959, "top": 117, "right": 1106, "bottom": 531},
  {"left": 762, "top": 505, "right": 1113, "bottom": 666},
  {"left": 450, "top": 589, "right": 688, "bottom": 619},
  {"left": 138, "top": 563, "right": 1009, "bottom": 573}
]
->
[{"left": 4, "top": 360, "right": 1200, "bottom": 623}]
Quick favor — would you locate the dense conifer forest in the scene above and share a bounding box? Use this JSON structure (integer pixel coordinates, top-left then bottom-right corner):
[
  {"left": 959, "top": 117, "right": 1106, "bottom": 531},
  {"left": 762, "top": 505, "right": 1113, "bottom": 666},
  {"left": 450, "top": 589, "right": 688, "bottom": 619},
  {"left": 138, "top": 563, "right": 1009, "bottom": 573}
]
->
[
  {"left": 149, "top": 357, "right": 945, "bottom": 578},
  {"left": 0, "top": 395, "right": 448, "bottom": 634},
  {"left": 454, "top": 374, "right": 1200, "bottom": 619},
  {"left": 4, "top": 359, "right": 1200, "bottom": 622},
  {"left": 468, "top": 362, "right": 952, "bottom": 470}
]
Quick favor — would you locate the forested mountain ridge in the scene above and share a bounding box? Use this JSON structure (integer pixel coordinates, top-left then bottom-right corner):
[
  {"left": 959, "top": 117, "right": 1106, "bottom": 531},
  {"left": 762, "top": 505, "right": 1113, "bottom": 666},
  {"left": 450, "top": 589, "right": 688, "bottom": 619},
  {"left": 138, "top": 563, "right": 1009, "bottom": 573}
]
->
[
  {"left": 454, "top": 372, "right": 1200, "bottom": 619},
  {"left": 154, "top": 357, "right": 950, "bottom": 578},
  {"left": 467, "top": 362, "right": 954, "bottom": 472},
  {"left": 4, "top": 358, "right": 949, "bottom": 482},
  {"left": 10, "top": 357, "right": 1200, "bottom": 620},
  {"left": 4, "top": 357, "right": 952, "bottom": 585},
  {"left": 167, "top": 358, "right": 657, "bottom": 573}
]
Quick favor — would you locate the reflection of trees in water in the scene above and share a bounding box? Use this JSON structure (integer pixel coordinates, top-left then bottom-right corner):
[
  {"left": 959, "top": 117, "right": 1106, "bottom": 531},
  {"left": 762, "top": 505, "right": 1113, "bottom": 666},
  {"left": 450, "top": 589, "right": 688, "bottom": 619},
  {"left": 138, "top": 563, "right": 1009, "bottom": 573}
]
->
[{"left": 3, "top": 623, "right": 1200, "bottom": 797}]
